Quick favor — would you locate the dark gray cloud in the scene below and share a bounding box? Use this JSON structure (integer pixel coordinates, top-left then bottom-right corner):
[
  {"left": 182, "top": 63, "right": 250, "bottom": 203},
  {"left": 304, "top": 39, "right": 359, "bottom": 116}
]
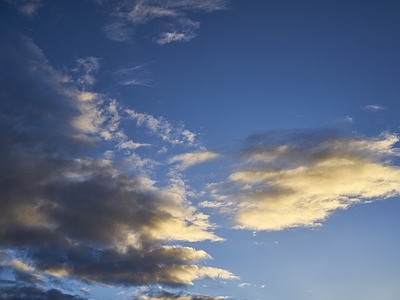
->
[
  {"left": 0, "top": 286, "right": 87, "bottom": 300},
  {"left": 134, "top": 289, "right": 233, "bottom": 300},
  {"left": 0, "top": 30, "right": 233, "bottom": 290}
]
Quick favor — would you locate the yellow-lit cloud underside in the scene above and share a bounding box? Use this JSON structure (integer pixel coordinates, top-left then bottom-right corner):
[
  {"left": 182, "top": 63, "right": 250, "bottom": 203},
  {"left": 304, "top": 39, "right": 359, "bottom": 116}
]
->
[{"left": 212, "top": 132, "right": 400, "bottom": 231}]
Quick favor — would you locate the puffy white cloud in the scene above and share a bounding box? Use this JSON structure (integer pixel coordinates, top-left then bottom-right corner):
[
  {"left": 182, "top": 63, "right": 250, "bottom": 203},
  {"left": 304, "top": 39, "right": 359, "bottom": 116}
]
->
[{"left": 209, "top": 131, "right": 400, "bottom": 231}]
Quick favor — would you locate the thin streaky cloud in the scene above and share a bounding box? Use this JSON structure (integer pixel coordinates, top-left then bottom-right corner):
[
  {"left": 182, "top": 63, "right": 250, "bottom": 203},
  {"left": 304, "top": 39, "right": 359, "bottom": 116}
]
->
[
  {"left": 95, "top": 0, "right": 230, "bottom": 44},
  {"left": 168, "top": 151, "right": 220, "bottom": 170},
  {"left": 113, "top": 63, "right": 153, "bottom": 86},
  {"left": 363, "top": 104, "right": 387, "bottom": 111},
  {"left": 117, "top": 140, "right": 151, "bottom": 150},
  {"left": 156, "top": 19, "right": 200, "bottom": 45},
  {"left": 103, "top": 21, "right": 134, "bottom": 42}
]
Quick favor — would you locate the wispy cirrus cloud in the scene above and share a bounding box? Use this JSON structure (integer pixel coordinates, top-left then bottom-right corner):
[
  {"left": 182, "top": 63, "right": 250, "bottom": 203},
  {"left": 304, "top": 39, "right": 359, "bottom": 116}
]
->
[
  {"left": 95, "top": 0, "right": 230, "bottom": 44},
  {"left": 156, "top": 19, "right": 200, "bottom": 45},
  {"left": 0, "top": 30, "right": 235, "bottom": 295},
  {"left": 113, "top": 63, "right": 153, "bottom": 86},
  {"left": 363, "top": 104, "right": 387, "bottom": 111},
  {"left": 3, "top": 0, "right": 43, "bottom": 18},
  {"left": 207, "top": 130, "right": 400, "bottom": 231}
]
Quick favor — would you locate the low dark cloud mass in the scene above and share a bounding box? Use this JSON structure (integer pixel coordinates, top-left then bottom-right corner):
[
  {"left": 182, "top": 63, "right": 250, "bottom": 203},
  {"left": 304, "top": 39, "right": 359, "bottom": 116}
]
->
[
  {"left": 134, "top": 289, "right": 231, "bottom": 300},
  {"left": 0, "top": 29, "right": 234, "bottom": 296},
  {"left": 0, "top": 286, "right": 87, "bottom": 300}
]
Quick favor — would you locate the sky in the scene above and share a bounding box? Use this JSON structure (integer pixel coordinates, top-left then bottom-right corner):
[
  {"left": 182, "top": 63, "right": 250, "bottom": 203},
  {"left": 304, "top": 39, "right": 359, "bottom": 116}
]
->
[{"left": 1, "top": 0, "right": 400, "bottom": 299}]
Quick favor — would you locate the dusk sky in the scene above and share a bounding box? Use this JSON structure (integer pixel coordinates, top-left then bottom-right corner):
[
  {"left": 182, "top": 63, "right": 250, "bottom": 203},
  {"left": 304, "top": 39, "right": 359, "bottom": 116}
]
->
[{"left": 1, "top": 1, "right": 400, "bottom": 299}]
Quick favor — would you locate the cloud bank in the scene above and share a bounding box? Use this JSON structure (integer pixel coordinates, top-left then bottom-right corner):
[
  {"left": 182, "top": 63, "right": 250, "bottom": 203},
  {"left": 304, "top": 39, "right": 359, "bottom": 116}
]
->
[
  {"left": 133, "top": 289, "right": 232, "bottom": 300},
  {"left": 0, "top": 30, "right": 235, "bottom": 295},
  {"left": 207, "top": 130, "right": 400, "bottom": 231}
]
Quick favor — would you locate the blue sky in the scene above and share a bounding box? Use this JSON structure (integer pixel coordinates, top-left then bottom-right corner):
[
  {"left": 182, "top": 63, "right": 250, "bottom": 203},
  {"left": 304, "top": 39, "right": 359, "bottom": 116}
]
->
[{"left": 1, "top": 1, "right": 400, "bottom": 299}]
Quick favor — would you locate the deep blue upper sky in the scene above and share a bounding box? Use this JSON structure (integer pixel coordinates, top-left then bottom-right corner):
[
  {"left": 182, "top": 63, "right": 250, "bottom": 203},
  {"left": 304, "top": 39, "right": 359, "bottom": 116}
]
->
[{"left": 1, "top": 1, "right": 400, "bottom": 300}]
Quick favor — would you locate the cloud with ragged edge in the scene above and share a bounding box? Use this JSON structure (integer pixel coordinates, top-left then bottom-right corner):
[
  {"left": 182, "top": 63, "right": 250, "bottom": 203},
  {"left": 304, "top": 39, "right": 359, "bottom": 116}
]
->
[
  {"left": 132, "top": 288, "right": 234, "bottom": 300},
  {"left": 0, "top": 30, "right": 237, "bottom": 298},
  {"left": 96, "top": 0, "right": 230, "bottom": 44},
  {"left": 3, "top": 0, "right": 43, "bottom": 18},
  {"left": 0, "top": 285, "right": 88, "bottom": 300},
  {"left": 206, "top": 130, "right": 400, "bottom": 231},
  {"left": 127, "top": 109, "right": 198, "bottom": 146}
]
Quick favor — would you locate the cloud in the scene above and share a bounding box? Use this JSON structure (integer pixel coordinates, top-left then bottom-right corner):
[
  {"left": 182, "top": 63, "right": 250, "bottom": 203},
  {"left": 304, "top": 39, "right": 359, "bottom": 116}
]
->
[
  {"left": 156, "top": 19, "right": 200, "bottom": 45},
  {"left": 95, "top": 0, "right": 230, "bottom": 44},
  {"left": 208, "top": 130, "right": 400, "bottom": 231},
  {"left": 113, "top": 63, "right": 153, "bottom": 86},
  {"left": 3, "top": 0, "right": 43, "bottom": 18},
  {"left": 0, "top": 286, "right": 88, "bottom": 300},
  {"left": 168, "top": 151, "right": 220, "bottom": 170},
  {"left": 127, "top": 109, "right": 198, "bottom": 146},
  {"left": 363, "top": 104, "right": 387, "bottom": 111},
  {"left": 133, "top": 289, "right": 233, "bottom": 300},
  {"left": 117, "top": 140, "right": 151, "bottom": 150},
  {"left": 103, "top": 21, "right": 134, "bottom": 42},
  {"left": 0, "top": 31, "right": 234, "bottom": 289}
]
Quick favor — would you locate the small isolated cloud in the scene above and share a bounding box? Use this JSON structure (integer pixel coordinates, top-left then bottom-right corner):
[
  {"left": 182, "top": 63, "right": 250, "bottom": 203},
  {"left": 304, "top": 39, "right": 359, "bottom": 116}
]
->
[
  {"left": 168, "top": 151, "right": 220, "bottom": 170},
  {"left": 363, "top": 104, "right": 387, "bottom": 111},
  {"left": 4, "top": 0, "right": 43, "bottom": 18},
  {"left": 117, "top": 140, "right": 151, "bottom": 150},
  {"left": 157, "top": 19, "right": 200, "bottom": 45},
  {"left": 208, "top": 130, "right": 400, "bottom": 231},
  {"left": 340, "top": 115, "right": 353, "bottom": 123}
]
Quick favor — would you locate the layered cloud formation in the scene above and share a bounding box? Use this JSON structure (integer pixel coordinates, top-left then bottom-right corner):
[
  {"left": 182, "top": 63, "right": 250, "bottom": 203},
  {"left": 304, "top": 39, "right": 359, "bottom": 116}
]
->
[
  {"left": 0, "top": 31, "right": 235, "bottom": 297},
  {"left": 206, "top": 130, "right": 400, "bottom": 231}
]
